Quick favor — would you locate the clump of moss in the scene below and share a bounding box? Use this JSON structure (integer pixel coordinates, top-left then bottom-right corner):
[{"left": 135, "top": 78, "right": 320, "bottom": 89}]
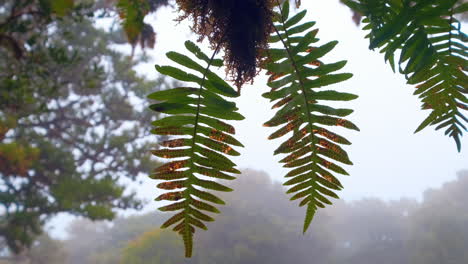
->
[{"left": 176, "top": 0, "right": 275, "bottom": 90}]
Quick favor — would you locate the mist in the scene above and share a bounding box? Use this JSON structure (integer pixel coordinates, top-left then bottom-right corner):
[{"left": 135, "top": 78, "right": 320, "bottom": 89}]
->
[{"left": 12, "top": 169, "right": 467, "bottom": 264}]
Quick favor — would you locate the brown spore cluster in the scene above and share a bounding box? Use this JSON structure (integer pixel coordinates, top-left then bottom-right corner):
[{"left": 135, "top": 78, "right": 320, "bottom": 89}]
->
[{"left": 176, "top": 0, "right": 275, "bottom": 89}]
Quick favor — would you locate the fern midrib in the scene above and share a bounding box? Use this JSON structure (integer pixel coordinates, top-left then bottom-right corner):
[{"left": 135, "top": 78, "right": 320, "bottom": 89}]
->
[
  {"left": 183, "top": 42, "right": 223, "bottom": 244},
  {"left": 274, "top": 3, "right": 319, "bottom": 199},
  {"left": 448, "top": 9, "right": 454, "bottom": 55}
]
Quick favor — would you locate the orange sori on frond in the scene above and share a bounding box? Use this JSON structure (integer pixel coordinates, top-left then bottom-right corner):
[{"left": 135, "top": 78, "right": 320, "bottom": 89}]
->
[
  {"left": 155, "top": 191, "right": 184, "bottom": 201},
  {"left": 157, "top": 181, "right": 185, "bottom": 190},
  {"left": 268, "top": 72, "right": 286, "bottom": 82},
  {"left": 160, "top": 138, "right": 187, "bottom": 148},
  {"left": 313, "top": 128, "right": 344, "bottom": 144},
  {"left": 155, "top": 160, "right": 189, "bottom": 173},
  {"left": 209, "top": 129, "right": 227, "bottom": 142},
  {"left": 272, "top": 96, "right": 293, "bottom": 109},
  {"left": 221, "top": 145, "right": 233, "bottom": 154},
  {"left": 308, "top": 60, "right": 322, "bottom": 66}
]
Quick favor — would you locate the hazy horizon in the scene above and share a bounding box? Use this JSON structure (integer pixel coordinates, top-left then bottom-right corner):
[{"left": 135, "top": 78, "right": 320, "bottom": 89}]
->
[{"left": 43, "top": 168, "right": 468, "bottom": 264}]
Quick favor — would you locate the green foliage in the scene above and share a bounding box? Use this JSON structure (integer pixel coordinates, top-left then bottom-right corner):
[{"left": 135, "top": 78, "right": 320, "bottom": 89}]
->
[
  {"left": 121, "top": 229, "right": 182, "bottom": 264},
  {"left": 149, "top": 2, "right": 357, "bottom": 257},
  {"left": 149, "top": 40, "right": 244, "bottom": 257},
  {"left": 0, "top": 0, "right": 164, "bottom": 255},
  {"left": 117, "top": 0, "right": 150, "bottom": 43},
  {"left": 49, "top": 0, "right": 75, "bottom": 16},
  {"left": 343, "top": 0, "right": 467, "bottom": 151},
  {"left": 0, "top": 234, "right": 68, "bottom": 264},
  {"left": 262, "top": 0, "right": 357, "bottom": 233},
  {"left": 117, "top": 0, "right": 169, "bottom": 50},
  {"left": 0, "top": 142, "right": 39, "bottom": 176},
  {"left": 148, "top": 1, "right": 356, "bottom": 257}
]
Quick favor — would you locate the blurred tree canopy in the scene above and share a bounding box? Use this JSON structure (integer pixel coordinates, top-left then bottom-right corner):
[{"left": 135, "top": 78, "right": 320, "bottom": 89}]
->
[
  {"left": 0, "top": 0, "right": 169, "bottom": 255},
  {"left": 19, "top": 169, "right": 465, "bottom": 264},
  {"left": 0, "top": 234, "right": 67, "bottom": 264},
  {"left": 409, "top": 170, "right": 468, "bottom": 264}
]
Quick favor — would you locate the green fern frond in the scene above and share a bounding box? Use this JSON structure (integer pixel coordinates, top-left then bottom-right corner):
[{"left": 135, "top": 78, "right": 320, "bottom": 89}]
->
[
  {"left": 148, "top": 41, "right": 244, "bottom": 257},
  {"left": 344, "top": 0, "right": 467, "bottom": 151},
  {"left": 263, "top": 1, "right": 358, "bottom": 233}
]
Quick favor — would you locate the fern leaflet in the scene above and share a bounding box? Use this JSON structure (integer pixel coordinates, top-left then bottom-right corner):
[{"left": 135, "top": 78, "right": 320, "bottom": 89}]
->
[
  {"left": 148, "top": 41, "right": 244, "bottom": 257},
  {"left": 262, "top": 1, "right": 359, "bottom": 233},
  {"left": 343, "top": 0, "right": 467, "bottom": 151}
]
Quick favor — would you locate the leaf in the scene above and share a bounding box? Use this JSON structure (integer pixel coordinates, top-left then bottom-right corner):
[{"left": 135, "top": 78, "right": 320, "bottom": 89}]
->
[
  {"left": 280, "top": 0, "right": 290, "bottom": 19},
  {"left": 161, "top": 211, "right": 185, "bottom": 227},
  {"left": 309, "top": 90, "right": 358, "bottom": 101},
  {"left": 355, "top": 0, "right": 467, "bottom": 150},
  {"left": 263, "top": 8, "right": 357, "bottom": 234},
  {"left": 148, "top": 87, "right": 197, "bottom": 101},
  {"left": 151, "top": 149, "right": 191, "bottom": 159},
  {"left": 185, "top": 41, "right": 223, "bottom": 67},
  {"left": 149, "top": 41, "right": 243, "bottom": 257},
  {"left": 303, "top": 203, "right": 316, "bottom": 233},
  {"left": 191, "top": 199, "right": 220, "bottom": 213},
  {"left": 284, "top": 10, "right": 307, "bottom": 28},
  {"left": 117, "top": 0, "right": 150, "bottom": 43},
  {"left": 50, "top": 0, "right": 74, "bottom": 16}
]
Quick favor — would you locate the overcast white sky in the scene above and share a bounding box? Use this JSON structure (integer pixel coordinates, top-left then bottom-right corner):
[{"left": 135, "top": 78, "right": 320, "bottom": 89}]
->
[{"left": 48, "top": 0, "right": 467, "bottom": 238}]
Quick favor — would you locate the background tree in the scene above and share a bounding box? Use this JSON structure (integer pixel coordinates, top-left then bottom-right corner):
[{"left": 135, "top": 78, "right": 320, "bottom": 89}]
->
[
  {"left": 0, "top": 0, "right": 169, "bottom": 255},
  {"left": 328, "top": 198, "right": 417, "bottom": 264},
  {"left": 0, "top": 234, "right": 67, "bottom": 264},
  {"left": 408, "top": 170, "right": 468, "bottom": 264},
  {"left": 64, "top": 214, "right": 166, "bottom": 264}
]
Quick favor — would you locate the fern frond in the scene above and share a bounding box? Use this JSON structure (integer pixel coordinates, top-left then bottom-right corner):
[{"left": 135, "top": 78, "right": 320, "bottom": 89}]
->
[
  {"left": 148, "top": 41, "right": 244, "bottom": 257},
  {"left": 344, "top": 0, "right": 467, "bottom": 151},
  {"left": 263, "top": 1, "right": 358, "bottom": 233}
]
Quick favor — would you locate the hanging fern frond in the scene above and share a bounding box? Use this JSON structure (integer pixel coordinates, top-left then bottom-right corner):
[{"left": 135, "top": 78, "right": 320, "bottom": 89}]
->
[
  {"left": 148, "top": 40, "right": 244, "bottom": 257},
  {"left": 262, "top": 1, "right": 358, "bottom": 233},
  {"left": 343, "top": 0, "right": 467, "bottom": 151}
]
